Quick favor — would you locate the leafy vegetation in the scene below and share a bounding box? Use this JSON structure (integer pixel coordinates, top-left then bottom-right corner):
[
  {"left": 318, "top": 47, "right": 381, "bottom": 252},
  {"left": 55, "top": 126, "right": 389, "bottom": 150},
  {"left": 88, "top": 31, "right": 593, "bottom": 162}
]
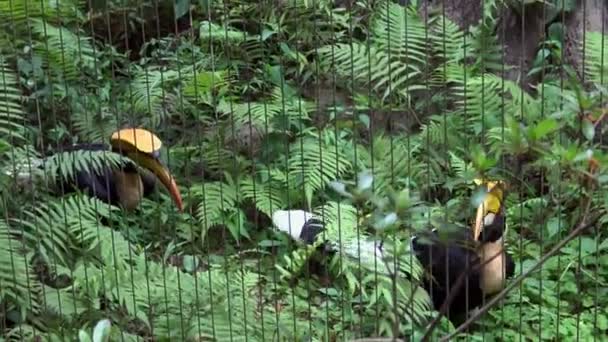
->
[{"left": 0, "top": 0, "right": 607, "bottom": 340}]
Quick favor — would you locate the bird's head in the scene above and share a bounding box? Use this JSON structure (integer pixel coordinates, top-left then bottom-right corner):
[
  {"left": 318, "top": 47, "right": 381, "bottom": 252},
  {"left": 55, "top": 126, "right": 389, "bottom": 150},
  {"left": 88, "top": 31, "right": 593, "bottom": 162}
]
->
[
  {"left": 472, "top": 178, "right": 506, "bottom": 243},
  {"left": 110, "top": 128, "right": 183, "bottom": 211}
]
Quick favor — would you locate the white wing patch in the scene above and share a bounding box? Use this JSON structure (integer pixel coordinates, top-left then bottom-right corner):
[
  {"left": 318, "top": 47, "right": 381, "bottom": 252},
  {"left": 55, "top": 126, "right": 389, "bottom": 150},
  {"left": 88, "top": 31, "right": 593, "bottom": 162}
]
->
[
  {"left": 272, "top": 209, "right": 314, "bottom": 239},
  {"left": 483, "top": 212, "right": 496, "bottom": 226}
]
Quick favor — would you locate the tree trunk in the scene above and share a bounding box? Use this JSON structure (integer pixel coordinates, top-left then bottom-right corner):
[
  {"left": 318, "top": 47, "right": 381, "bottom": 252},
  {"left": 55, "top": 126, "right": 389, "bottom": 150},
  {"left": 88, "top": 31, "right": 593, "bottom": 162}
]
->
[
  {"left": 564, "top": 0, "right": 608, "bottom": 81},
  {"left": 421, "top": 0, "right": 608, "bottom": 87}
]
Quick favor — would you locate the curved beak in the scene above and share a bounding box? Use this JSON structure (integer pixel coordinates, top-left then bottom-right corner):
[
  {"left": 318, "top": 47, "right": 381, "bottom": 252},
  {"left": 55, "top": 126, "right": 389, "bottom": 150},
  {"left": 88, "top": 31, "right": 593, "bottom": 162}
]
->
[
  {"left": 473, "top": 182, "right": 504, "bottom": 241},
  {"left": 130, "top": 153, "right": 183, "bottom": 211},
  {"left": 473, "top": 202, "right": 486, "bottom": 241}
]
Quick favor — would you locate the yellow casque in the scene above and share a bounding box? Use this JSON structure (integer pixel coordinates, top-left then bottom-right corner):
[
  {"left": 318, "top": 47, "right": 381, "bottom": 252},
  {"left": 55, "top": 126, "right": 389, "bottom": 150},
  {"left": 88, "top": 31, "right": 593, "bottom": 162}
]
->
[
  {"left": 109, "top": 128, "right": 182, "bottom": 211},
  {"left": 111, "top": 128, "right": 163, "bottom": 154},
  {"left": 473, "top": 178, "right": 511, "bottom": 296},
  {"left": 473, "top": 178, "right": 506, "bottom": 241}
]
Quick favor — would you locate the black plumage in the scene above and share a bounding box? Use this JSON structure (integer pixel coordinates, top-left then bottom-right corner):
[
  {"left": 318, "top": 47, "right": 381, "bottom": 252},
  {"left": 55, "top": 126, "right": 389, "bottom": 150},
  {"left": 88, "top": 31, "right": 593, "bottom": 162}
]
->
[
  {"left": 411, "top": 180, "right": 515, "bottom": 323},
  {"left": 478, "top": 213, "right": 505, "bottom": 243},
  {"left": 271, "top": 180, "right": 516, "bottom": 324},
  {"left": 411, "top": 228, "right": 485, "bottom": 321},
  {"left": 298, "top": 216, "right": 326, "bottom": 245},
  {"left": 52, "top": 143, "right": 155, "bottom": 208},
  {"left": 43, "top": 128, "right": 183, "bottom": 211}
]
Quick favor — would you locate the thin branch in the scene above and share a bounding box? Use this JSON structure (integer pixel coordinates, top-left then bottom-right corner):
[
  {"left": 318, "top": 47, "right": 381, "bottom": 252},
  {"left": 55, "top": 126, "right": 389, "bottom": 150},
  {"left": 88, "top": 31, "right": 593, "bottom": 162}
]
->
[{"left": 439, "top": 212, "right": 602, "bottom": 341}]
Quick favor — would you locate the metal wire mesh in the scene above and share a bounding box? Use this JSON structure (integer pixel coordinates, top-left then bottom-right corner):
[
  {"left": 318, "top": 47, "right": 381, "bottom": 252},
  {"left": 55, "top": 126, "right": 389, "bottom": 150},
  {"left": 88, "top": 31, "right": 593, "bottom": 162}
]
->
[{"left": 0, "top": 0, "right": 606, "bottom": 341}]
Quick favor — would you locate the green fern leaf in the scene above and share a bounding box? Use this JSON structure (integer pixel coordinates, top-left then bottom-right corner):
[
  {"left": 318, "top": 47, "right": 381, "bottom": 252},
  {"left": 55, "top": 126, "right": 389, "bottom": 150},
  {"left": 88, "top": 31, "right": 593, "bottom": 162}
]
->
[
  {"left": 31, "top": 19, "right": 98, "bottom": 81},
  {"left": 0, "top": 0, "right": 83, "bottom": 24},
  {"left": 43, "top": 149, "right": 133, "bottom": 185},
  {"left": 190, "top": 181, "right": 239, "bottom": 242},
  {"left": 583, "top": 31, "right": 608, "bottom": 84},
  {"left": 130, "top": 67, "right": 181, "bottom": 127},
  {"left": 288, "top": 131, "right": 352, "bottom": 207},
  {"left": 0, "top": 56, "right": 26, "bottom": 142},
  {"left": 0, "top": 220, "right": 42, "bottom": 317},
  {"left": 313, "top": 201, "right": 359, "bottom": 243},
  {"left": 240, "top": 176, "right": 286, "bottom": 217}
]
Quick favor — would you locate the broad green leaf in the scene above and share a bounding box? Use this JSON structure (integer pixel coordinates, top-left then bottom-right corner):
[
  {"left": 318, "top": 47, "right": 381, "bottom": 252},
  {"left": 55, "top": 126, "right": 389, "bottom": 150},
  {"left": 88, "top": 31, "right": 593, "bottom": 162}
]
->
[
  {"left": 532, "top": 118, "right": 559, "bottom": 140},
  {"left": 582, "top": 119, "right": 595, "bottom": 141}
]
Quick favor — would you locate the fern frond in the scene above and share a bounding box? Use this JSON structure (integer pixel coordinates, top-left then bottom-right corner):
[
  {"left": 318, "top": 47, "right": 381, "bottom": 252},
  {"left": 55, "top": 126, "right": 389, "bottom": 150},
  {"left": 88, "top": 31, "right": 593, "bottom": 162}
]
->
[
  {"left": 468, "top": 10, "right": 503, "bottom": 73},
  {"left": 31, "top": 19, "right": 98, "bottom": 82},
  {"left": 502, "top": 78, "right": 540, "bottom": 121},
  {"left": 0, "top": 56, "right": 26, "bottom": 142},
  {"left": 42, "top": 284, "right": 94, "bottom": 320},
  {"left": 431, "top": 15, "right": 468, "bottom": 65},
  {"left": 0, "top": 220, "right": 42, "bottom": 317},
  {"left": 70, "top": 106, "right": 118, "bottom": 142},
  {"left": 0, "top": 0, "right": 83, "bottom": 25},
  {"left": 216, "top": 100, "right": 282, "bottom": 131},
  {"left": 287, "top": 130, "right": 352, "bottom": 207},
  {"left": 371, "top": 1, "right": 430, "bottom": 66},
  {"left": 269, "top": 86, "right": 313, "bottom": 127},
  {"left": 506, "top": 197, "right": 548, "bottom": 219},
  {"left": 43, "top": 149, "right": 133, "bottom": 185},
  {"left": 360, "top": 272, "right": 432, "bottom": 331},
  {"left": 1, "top": 145, "right": 43, "bottom": 180},
  {"left": 313, "top": 201, "right": 359, "bottom": 243},
  {"left": 275, "top": 245, "right": 318, "bottom": 282},
  {"left": 217, "top": 86, "right": 312, "bottom": 133},
  {"left": 320, "top": 42, "right": 423, "bottom": 104},
  {"left": 240, "top": 176, "right": 286, "bottom": 218},
  {"left": 189, "top": 181, "right": 239, "bottom": 241},
  {"left": 181, "top": 69, "right": 229, "bottom": 106},
  {"left": 15, "top": 195, "right": 119, "bottom": 268},
  {"left": 448, "top": 73, "right": 507, "bottom": 136},
  {"left": 354, "top": 134, "right": 424, "bottom": 194},
  {"left": 5, "top": 324, "right": 47, "bottom": 341},
  {"left": 199, "top": 20, "right": 256, "bottom": 42},
  {"left": 319, "top": 2, "right": 430, "bottom": 104},
  {"left": 449, "top": 151, "right": 473, "bottom": 179},
  {"left": 130, "top": 66, "right": 181, "bottom": 127},
  {"left": 583, "top": 31, "right": 608, "bottom": 85}
]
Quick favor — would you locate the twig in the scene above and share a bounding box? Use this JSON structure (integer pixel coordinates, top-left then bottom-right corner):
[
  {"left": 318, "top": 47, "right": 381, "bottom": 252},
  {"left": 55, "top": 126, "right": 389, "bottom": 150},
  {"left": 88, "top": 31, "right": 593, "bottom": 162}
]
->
[
  {"left": 439, "top": 213, "right": 601, "bottom": 342},
  {"left": 420, "top": 245, "right": 505, "bottom": 342}
]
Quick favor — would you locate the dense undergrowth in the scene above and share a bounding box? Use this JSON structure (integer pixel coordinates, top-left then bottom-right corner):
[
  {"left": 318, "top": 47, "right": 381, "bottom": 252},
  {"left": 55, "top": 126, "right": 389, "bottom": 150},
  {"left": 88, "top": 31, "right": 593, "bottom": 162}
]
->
[{"left": 0, "top": 0, "right": 607, "bottom": 340}]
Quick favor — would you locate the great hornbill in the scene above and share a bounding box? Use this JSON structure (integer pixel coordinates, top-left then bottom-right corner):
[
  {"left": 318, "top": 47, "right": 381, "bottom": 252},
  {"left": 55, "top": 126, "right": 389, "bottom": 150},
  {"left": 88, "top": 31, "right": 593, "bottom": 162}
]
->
[
  {"left": 270, "top": 209, "right": 393, "bottom": 277},
  {"left": 411, "top": 179, "right": 514, "bottom": 323},
  {"left": 52, "top": 128, "right": 183, "bottom": 211},
  {"left": 270, "top": 180, "right": 514, "bottom": 324}
]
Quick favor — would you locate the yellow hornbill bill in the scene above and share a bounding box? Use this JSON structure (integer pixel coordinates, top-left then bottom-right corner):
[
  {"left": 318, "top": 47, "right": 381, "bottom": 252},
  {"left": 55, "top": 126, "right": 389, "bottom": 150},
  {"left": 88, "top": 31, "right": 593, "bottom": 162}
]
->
[
  {"left": 56, "top": 128, "right": 183, "bottom": 211},
  {"left": 474, "top": 179, "right": 512, "bottom": 295},
  {"left": 411, "top": 179, "right": 514, "bottom": 323}
]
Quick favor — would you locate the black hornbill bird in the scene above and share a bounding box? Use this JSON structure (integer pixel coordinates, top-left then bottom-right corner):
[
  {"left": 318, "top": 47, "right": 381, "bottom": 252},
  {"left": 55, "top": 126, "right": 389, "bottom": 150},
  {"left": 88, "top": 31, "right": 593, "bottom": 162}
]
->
[
  {"left": 270, "top": 180, "right": 514, "bottom": 323},
  {"left": 53, "top": 128, "right": 183, "bottom": 211},
  {"left": 270, "top": 209, "right": 392, "bottom": 276},
  {"left": 411, "top": 179, "right": 514, "bottom": 323}
]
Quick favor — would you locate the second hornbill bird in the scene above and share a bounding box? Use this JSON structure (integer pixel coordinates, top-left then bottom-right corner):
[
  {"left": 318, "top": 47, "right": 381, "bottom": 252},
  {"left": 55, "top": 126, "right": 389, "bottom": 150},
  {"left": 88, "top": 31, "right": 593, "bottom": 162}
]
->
[
  {"left": 411, "top": 179, "right": 515, "bottom": 323},
  {"left": 269, "top": 180, "right": 514, "bottom": 324},
  {"left": 270, "top": 209, "right": 393, "bottom": 276},
  {"left": 53, "top": 128, "right": 183, "bottom": 211}
]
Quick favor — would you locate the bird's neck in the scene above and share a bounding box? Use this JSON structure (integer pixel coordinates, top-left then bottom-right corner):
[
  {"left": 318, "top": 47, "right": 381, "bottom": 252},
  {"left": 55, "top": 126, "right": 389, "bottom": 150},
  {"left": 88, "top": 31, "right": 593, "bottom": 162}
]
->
[
  {"left": 113, "top": 170, "right": 144, "bottom": 211},
  {"left": 479, "top": 241, "right": 508, "bottom": 295}
]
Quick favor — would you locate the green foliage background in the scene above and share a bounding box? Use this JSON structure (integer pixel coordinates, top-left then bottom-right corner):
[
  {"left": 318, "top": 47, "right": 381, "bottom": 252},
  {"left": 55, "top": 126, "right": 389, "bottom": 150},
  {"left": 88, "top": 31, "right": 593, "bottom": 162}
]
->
[{"left": 0, "top": 0, "right": 607, "bottom": 340}]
